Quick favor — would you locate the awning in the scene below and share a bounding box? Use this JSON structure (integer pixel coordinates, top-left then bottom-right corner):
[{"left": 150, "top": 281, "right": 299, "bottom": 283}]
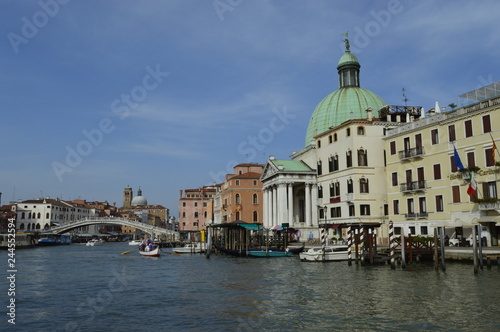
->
[{"left": 240, "top": 223, "right": 263, "bottom": 231}]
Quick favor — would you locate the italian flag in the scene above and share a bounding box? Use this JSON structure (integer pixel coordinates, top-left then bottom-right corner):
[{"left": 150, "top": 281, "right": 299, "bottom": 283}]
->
[{"left": 467, "top": 171, "right": 477, "bottom": 196}]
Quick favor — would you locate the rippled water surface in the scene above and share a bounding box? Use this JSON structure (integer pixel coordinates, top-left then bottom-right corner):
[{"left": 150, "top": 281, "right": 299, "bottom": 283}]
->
[{"left": 2, "top": 243, "right": 500, "bottom": 331}]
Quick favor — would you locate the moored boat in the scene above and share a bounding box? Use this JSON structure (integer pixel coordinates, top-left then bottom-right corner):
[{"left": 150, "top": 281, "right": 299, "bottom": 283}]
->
[
  {"left": 128, "top": 240, "right": 142, "bottom": 246},
  {"left": 86, "top": 238, "right": 105, "bottom": 246},
  {"left": 247, "top": 250, "right": 293, "bottom": 257},
  {"left": 299, "top": 245, "right": 349, "bottom": 262},
  {"left": 38, "top": 233, "right": 71, "bottom": 246},
  {"left": 173, "top": 242, "right": 203, "bottom": 254}
]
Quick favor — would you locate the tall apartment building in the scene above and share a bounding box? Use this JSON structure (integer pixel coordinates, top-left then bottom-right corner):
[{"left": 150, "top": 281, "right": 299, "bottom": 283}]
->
[
  {"left": 215, "top": 163, "right": 264, "bottom": 224},
  {"left": 178, "top": 185, "right": 219, "bottom": 231},
  {"left": 385, "top": 84, "right": 500, "bottom": 245}
]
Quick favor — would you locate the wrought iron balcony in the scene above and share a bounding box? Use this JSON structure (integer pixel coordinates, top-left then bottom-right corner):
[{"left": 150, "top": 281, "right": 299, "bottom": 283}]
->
[
  {"left": 398, "top": 146, "right": 425, "bottom": 160},
  {"left": 478, "top": 200, "right": 500, "bottom": 212},
  {"left": 405, "top": 213, "right": 417, "bottom": 219},
  {"left": 400, "top": 180, "right": 426, "bottom": 193}
]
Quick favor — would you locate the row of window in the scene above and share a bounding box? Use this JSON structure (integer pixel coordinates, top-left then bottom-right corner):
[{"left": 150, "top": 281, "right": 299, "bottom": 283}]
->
[
  {"left": 181, "top": 211, "right": 208, "bottom": 218},
  {"left": 317, "top": 126, "right": 366, "bottom": 148},
  {"left": 18, "top": 223, "right": 50, "bottom": 230},
  {"left": 318, "top": 204, "right": 372, "bottom": 218},
  {"left": 317, "top": 149, "right": 368, "bottom": 175},
  {"left": 19, "top": 212, "right": 89, "bottom": 220},
  {"left": 391, "top": 181, "right": 498, "bottom": 214},
  {"left": 390, "top": 147, "right": 497, "bottom": 187},
  {"left": 318, "top": 178, "right": 370, "bottom": 198},
  {"left": 182, "top": 201, "right": 208, "bottom": 207},
  {"left": 390, "top": 114, "right": 492, "bottom": 154},
  {"left": 234, "top": 180, "right": 259, "bottom": 186}
]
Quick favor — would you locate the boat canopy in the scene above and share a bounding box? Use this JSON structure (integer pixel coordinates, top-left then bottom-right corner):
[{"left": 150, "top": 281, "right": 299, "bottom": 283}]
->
[{"left": 211, "top": 220, "right": 263, "bottom": 231}]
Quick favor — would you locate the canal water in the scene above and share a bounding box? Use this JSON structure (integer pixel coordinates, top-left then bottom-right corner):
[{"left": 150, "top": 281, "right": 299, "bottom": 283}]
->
[{"left": 2, "top": 243, "right": 499, "bottom": 331}]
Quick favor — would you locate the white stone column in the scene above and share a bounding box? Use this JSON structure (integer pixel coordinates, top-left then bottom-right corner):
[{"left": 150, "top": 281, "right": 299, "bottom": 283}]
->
[
  {"left": 311, "top": 183, "right": 318, "bottom": 226},
  {"left": 288, "top": 183, "right": 294, "bottom": 227},
  {"left": 272, "top": 185, "right": 278, "bottom": 227},
  {"left": 305, "top": 183, "right": 312, "bottom": 227},
  {"left": 263, "top": 188, "right": 268, "bottom": 228},
  {"left": 267, "top": 187, "right": 274, "bottom": 228},
  {"left": 278, "top": 183, "right": 287, "bottom": 226}
]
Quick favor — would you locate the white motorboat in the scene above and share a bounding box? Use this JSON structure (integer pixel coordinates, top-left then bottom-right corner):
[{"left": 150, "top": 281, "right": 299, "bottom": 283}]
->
[
  {"left": 173, "top": 242, "right": 203, "bottom": 254},
  {"left": 128, "top": 240, "right": 142, "bottom": 246},
  {"left": 86, "top": 239, "right": 105, "bottom": 246},
  {"left": 299, "top": 245, "right": 349, "bottom": 262}
]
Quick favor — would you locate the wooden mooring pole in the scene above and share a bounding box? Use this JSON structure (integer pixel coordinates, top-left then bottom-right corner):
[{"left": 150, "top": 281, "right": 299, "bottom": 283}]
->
[
  {"left": 401, "top": 233, "right": 406, "bottom": 268},
  {"left": 389, "top": 221, "right": 396, "bottom": 269},
  {"left": 360, "top": 226, "right": 365, "bottom": 266},
  {"left": 439, "top": 227, "right": 446, "bottom": 271},
  {"left": 347, "top": 225, "right": 352, "bottom": 266},
  {"left": 472, "top": 225, "right": 478, "bottom": 274},
  {"left": 433, "top": 228, "right": 439, "bottom": 270}
]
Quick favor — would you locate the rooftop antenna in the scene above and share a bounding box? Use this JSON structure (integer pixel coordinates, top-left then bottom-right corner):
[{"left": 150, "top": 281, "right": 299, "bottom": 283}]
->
[{"left": 402, "top": 88, "right": 409, "bottom": 106}]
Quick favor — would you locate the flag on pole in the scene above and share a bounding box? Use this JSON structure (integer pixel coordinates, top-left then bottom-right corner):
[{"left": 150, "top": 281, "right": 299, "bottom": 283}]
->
[
  {"left": 467, "top": 171, "right": 477, "bottom": 196},
  {"left": 453, "top": 146, "right": 465, "bottom": 170}
]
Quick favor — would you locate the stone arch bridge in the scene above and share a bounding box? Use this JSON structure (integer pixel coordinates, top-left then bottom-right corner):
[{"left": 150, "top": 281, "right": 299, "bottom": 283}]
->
[{"left": 43, "top": 217, "right": 179, "bottom": 240}]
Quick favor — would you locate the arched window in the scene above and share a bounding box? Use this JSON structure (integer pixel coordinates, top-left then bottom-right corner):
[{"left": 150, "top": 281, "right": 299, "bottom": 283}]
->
[
  {"left": 346, "top": 150, "right": 352, "bottom": 168},
  {"left": 360, "top": 178, "right": 369, "bottom": 193},
  {"left": 46, "top": 212, "right": 49, "bottom": 218},
  {"left": 347, "top": 179, "right": 353, "bottom": 193},
  {"left": 346, "top": 128, "right": 351, "bottom": 137},
  {"left": 20, "top": 223, "right": 25, "bottom": 230},
  {"left": 36, "top": 223, "right": 41, "bottom": 230},
  {"left": 357, "top": 126, "right": 365, "bottom": 135},
  {"left": 253, "top": 194, "right": 258, "bottom": 204},
  {"left": 317, "top": 160, "right": 323, "bottom": 176},
  {"left": 253, "top": 211, "right": 258, "bottom": 222},
  {"left": 204, "top": 211, "right": 207, "bottom": 218},
  {"left": 21, "top": 212, "right": 25, "bottom": 219},
  {"left": 27, "top": 223, "right": 31, "bottom": 230},
  {"left": 318, "top": 185, "right": 323, "bottom": 199},
  {"left": 358, "top": 148, "right": 368, "bottom": 166},
  {"left": 334, "top": 133, "right": 338, "bottom": 141},
  {"left": 182, "top": 212, "right": 186, "bottom": 218},
  {"left": 37, "top": 212, "right": 41, "bottom": 219},
  {"left": 28, "top": 212, "right": 32, "bottom": 219},
  {"left": 235, "top": 194, "right": 241, "bottom": 205},
  {"left": 194, "top": 212, "right": 199, "bottom": 218}
]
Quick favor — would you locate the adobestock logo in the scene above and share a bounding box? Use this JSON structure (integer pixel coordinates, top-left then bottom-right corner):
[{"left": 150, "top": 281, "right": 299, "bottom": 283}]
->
[
  {"left": 52, "top": 64, "right": 169, "bottom": 182},
  {"left": 208, "top": 106, "right": 295, "bottom": 184},
  {"left": 340, "top": 0, "right": 404, "bottom": 54},
  {"left": 8, "top": 0, "right": 71, "bottom": 54}
]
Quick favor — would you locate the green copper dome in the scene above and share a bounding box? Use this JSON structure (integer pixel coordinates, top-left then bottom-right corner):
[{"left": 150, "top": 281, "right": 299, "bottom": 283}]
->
[{"left": 305, "top": 45, "right": 386, "bottom": 146}]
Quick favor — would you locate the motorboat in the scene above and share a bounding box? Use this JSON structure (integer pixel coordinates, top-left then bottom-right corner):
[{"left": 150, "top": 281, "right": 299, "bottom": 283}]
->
[
  {"left": 247, "top": 250, "right": 293, "bottom": 257},
  {"left": 86, "top": 239, "right": 105, "bottom": 246},
  {"left": 128, "top": 240, "right": 142, "bottom": 246},
  {"left": 299, "top": 245, "right": 349, "bottom": 262},
  {"left": 173, "top": 242, "right": 203, "bottom": 254},
  {"left": 37, "top": 233, "right": 71, "bottom": 246}
]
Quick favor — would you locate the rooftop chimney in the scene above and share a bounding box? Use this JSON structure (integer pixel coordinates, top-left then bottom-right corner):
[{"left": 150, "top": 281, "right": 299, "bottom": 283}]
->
[{"left": 365, "top": 108, "right": 373, "bottom": 121}]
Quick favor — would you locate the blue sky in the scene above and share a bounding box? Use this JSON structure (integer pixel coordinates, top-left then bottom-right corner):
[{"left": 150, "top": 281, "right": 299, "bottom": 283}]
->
[{"left": 1, "top": 0, "right": 499, "bottom": 218}]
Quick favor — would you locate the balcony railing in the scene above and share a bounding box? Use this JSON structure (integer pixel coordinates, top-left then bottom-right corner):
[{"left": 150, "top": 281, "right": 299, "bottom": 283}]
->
[
  {"left": 405, "top": 213, "right": 417, "bottom": 219},
  {"left": 478, "top": 201, "right": 500, "bottom": 211},
  {"left": 400, "top": 180, "right": 426, "bottom": 193},
  {"left": 416, "top": 212, "right": 428, "bottom": 218},
  {"left": 398, "top": 146, "right": 425, "bottom": 160}
]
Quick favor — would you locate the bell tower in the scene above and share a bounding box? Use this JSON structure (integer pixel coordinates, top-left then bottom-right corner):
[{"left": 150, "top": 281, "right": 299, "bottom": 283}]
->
[{"left": 123, "top": 186, "right": 133, "bottom": 208}]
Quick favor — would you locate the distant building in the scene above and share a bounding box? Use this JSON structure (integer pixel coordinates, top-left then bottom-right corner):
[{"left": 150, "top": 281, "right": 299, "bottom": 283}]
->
[
  {"left": 14, "top": 198, "right": 94, "bottom": 232},
  {"left": 118, "top": 187, "right": 170, "bottom": 234},
  {"left": 215, "top": 163, "right": 264, "bottom": 224},
  {"left": 179, "top": 185, "right": 219, "bottom": 231}
]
